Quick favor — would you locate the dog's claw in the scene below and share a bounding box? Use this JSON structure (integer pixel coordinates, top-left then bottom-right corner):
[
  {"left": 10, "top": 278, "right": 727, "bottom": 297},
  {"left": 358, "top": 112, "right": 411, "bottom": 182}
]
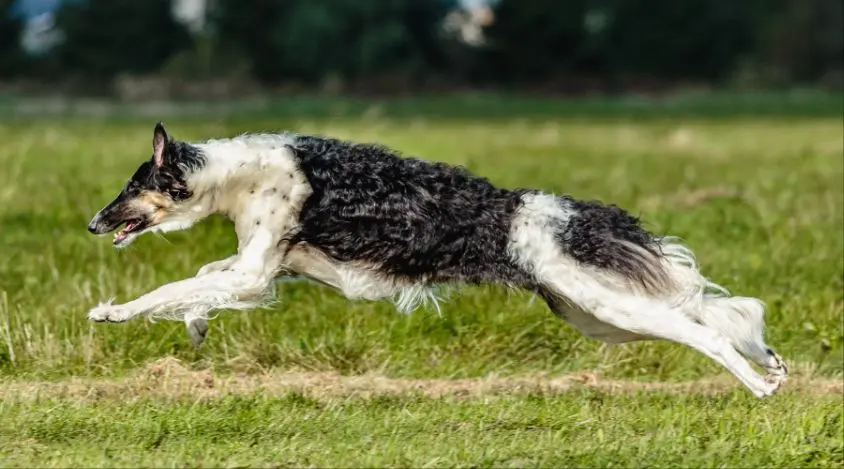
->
[{"left": 186, "top": 317, "right": 209, "bottom": 347}]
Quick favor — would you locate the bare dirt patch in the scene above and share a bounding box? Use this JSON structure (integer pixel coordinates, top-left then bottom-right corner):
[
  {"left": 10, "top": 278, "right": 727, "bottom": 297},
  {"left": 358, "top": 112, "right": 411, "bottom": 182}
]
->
[{"left": 2, "top": 357, "right": 840, "bottom": 402}]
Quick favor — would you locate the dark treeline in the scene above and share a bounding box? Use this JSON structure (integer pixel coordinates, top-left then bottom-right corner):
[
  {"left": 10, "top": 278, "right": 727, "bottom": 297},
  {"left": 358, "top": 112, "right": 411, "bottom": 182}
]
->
[{"left": 1, "top": 0, "right": 841, "bottom": 92}]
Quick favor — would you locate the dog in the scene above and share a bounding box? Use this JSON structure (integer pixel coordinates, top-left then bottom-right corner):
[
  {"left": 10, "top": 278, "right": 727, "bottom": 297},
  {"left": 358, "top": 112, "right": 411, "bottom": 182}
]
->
[{"left": 86, "top": 122, "right": 788, "bottom": 398}]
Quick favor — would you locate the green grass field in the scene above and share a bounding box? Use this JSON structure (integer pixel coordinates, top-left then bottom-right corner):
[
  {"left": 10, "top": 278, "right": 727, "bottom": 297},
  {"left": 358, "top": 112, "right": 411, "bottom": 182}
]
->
[{"left": 0, "top": 95, "right": 842, "bottom": 467}]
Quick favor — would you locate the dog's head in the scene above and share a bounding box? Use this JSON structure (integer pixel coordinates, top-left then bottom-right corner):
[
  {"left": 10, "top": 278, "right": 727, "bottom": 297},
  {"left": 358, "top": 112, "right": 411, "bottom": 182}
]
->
[{"left": 87, "top": 122, "right": 205, "bottom": 247}]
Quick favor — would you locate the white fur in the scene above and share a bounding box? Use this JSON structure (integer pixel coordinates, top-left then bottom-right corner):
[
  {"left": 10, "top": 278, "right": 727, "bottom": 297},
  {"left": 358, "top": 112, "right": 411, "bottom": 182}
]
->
[
  {"left": 654, "top": 237, "right": 781, "bottom": 373},
  {"left": 283, "top": 245, "right": 443, "bottom": 314},
  {"left": 507, "top": 193, "right": 786, "bottom": 398}
]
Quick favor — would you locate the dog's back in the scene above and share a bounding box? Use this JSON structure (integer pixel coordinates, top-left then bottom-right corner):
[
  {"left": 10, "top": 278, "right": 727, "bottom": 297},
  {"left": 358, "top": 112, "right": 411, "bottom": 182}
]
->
[{"left": 287, "top": 135, "right": 666, "bottom": 293}]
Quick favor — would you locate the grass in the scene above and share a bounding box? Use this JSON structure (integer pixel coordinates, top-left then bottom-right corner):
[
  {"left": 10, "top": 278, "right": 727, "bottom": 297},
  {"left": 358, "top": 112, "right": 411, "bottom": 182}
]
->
[
  {"left": 0, "top": 95, "right": 842, "bottom": 466},
  {"left": 1, "top": 388, "right": 841, "bottom": 468}
]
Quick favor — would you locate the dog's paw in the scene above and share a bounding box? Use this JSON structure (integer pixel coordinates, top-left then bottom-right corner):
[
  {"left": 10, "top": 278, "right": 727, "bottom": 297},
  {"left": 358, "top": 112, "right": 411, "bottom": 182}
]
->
[
  {"left": 765, "top": 349, "right": 789, "bottom": 377},
  {"left": 88, "top": 300, "right": 134, "bottom": 323},
  {"left": 759, "top": 373, "right": 786, "bottom": 397},
  {"left": 186, "top": 317, "right": 209, "bottom": 347}
]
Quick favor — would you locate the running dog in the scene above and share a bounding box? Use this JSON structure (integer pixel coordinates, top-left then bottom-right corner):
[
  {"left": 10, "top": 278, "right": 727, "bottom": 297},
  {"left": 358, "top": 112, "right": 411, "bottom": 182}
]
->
[{"left": 86, "top": 123, "right": 788, "bottom": 397}]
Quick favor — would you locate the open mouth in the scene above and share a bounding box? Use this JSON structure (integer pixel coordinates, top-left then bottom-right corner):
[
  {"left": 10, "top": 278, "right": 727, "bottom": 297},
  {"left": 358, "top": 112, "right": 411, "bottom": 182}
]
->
[{"left": 113, "top": 218, "right": 147, "bottom": 245}]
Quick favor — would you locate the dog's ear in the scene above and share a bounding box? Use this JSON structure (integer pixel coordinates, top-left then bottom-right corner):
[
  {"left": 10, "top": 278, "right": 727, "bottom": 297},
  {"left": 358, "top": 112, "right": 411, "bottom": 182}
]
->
[{"left": 152, "top": 122, "right": 169, "bottom": 168}]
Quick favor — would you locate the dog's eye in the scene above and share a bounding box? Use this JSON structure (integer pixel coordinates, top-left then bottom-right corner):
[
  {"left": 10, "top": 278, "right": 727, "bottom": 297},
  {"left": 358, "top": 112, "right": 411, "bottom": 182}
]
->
[{"left": 168, "top": 188, "right": 182, "bottom": 199}]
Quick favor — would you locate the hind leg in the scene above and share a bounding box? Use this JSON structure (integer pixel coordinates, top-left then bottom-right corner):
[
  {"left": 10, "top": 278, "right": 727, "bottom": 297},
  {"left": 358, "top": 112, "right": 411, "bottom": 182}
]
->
[
  {"left": 508, "top": 192, "right": 781, "bottom": 397},
  {"left": 538, "top": 287, "right": 779, "bottom": 396},
  {"left": 539, "top": 290, "right": 650, "bottom": 344},
  {"left": 588, "top": 300, "right": 781, "bottom": 397}
]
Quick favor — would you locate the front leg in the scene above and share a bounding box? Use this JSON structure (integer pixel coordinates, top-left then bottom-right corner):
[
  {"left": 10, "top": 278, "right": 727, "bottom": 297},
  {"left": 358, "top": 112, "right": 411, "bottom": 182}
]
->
[
  {"left": 197, "top": 255, "right": 237, "bottom": 276},
  {"left": 87, "top": 269, "right": 274, "bottom": 323}
]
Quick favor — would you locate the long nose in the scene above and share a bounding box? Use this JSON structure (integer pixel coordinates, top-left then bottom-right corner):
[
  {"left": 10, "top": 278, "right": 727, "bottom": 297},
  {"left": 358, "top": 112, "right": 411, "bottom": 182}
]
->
[{"left": 87, "top": 212, "right": 106, "bottom": 234}]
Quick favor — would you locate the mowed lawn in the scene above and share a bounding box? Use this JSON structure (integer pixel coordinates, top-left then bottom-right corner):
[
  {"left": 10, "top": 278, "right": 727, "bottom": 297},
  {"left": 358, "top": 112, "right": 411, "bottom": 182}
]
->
[{"left": 0, "top": 98, "right": 841, "bottom": 467}]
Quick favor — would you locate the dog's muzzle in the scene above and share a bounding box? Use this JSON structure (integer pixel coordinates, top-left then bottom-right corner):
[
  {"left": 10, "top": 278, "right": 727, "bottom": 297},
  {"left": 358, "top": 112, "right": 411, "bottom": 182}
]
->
[{"left": 87, "top": 212, "right": 113, "bottom": 235}]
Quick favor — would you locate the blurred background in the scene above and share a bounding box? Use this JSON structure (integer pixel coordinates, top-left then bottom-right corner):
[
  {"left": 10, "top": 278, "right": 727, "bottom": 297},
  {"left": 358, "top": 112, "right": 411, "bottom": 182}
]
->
[{"left": 1, "top": 0, "right": 842, "bottom": 101}]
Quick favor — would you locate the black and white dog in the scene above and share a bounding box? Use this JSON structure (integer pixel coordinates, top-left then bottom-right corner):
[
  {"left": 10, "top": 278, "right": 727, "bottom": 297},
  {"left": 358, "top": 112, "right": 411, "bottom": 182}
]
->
[{"left": 87, "top": 123, "right": 787, "bottom": 397}]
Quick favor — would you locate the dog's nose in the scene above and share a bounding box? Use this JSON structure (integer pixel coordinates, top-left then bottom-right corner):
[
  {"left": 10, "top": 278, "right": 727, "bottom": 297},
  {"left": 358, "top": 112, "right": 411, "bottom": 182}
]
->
[{"left": 87, "top": 215, "right": 104, "bottom": 234}]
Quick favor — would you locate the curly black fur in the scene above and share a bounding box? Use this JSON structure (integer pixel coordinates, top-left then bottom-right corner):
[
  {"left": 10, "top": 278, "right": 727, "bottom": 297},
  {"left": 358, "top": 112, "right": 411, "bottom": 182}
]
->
[
  {"left": 555, "top": 196, "right": 666, "bottom": 290},
  {"left": 287, "top": 136, "right": 538, "bottom": 287}
]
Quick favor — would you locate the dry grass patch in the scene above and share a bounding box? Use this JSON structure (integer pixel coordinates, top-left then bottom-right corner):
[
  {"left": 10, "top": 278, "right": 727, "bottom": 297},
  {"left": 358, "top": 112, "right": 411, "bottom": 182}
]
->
[{"left": 2, "top": 357, "right": 840, "bottom": 402}]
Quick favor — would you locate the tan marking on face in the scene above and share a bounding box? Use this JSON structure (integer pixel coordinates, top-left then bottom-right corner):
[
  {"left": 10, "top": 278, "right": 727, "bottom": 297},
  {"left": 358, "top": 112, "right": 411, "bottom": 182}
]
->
[{"left": 126, "top": 190, "right": 176, "bottom": 224}]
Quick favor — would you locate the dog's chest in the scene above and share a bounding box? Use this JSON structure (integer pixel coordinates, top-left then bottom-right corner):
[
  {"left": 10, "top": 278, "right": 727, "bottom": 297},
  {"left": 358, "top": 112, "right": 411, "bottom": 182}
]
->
[{"left": 228, "top": 154, "right": 312, "bottom": 249}]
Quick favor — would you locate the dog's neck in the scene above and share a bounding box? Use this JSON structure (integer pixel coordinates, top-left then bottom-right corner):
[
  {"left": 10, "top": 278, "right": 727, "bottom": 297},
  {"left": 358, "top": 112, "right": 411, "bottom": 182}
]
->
[{"left": 186, "top": 136, "right": 305, "bottom": 235}]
